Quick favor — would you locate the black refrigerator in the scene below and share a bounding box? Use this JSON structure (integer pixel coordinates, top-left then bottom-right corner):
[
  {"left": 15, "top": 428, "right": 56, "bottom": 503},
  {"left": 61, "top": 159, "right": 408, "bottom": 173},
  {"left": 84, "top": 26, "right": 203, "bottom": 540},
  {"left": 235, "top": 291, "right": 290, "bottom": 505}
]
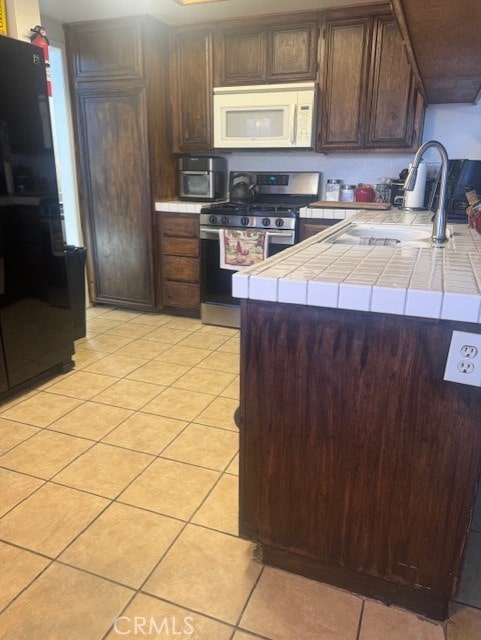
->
[{"left": 0, "top": 34, "right": 74, "bottom": 395}]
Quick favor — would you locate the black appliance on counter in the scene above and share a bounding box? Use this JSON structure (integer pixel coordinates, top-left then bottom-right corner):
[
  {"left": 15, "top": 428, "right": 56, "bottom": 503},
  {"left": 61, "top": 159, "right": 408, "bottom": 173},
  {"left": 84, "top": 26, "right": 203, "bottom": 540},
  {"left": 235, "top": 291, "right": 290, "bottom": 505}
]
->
[
  {"left": 0, "top": 35, "right": 74, "bottom": 395},
  {"left": 178, "top": 155, "right": 228, "bottom": 202},
  {"left": 442, "top": 159, "right": 481, "bottom": 222},
  {"left": 200, "top": 171, "right": 320, "bottom": 328}
]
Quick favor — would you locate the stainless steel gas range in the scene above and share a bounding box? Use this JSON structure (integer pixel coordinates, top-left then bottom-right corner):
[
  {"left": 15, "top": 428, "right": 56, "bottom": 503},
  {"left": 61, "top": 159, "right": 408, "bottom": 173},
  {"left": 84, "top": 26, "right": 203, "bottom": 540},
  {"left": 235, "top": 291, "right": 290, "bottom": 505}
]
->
[{"left": 200, "top": 171, "right": 320, "bottom": 328}]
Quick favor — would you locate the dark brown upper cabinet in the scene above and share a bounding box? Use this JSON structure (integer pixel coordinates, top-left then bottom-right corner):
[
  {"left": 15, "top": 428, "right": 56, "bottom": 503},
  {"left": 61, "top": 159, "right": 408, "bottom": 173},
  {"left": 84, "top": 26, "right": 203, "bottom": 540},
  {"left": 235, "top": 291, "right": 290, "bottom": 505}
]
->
[
  {"left": 65, "top": 17, "right": 176, "bottom": 310},
  {"left": 215, "top": 15, "right": 319, "bottom": 86},
  {"left": 318, "top": 6, "right": 425, "bottom": 152},
  {"left": 170, "top": 26, "right": 214, "bottom": 154}
]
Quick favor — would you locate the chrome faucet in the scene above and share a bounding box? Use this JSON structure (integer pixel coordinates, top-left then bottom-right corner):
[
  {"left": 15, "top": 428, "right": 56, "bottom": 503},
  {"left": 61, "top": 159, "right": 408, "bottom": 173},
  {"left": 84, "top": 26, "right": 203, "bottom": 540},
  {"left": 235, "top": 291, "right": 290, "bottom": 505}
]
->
[{"left": 404, "top": 140, "right": 449, "bottom": 245}]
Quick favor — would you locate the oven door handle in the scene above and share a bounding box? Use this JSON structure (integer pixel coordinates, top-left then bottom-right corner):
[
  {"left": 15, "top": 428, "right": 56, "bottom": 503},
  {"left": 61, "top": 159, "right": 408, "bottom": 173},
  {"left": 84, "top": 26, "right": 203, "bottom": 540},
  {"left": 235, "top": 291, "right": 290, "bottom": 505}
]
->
[{"left": 200, "top": 227, "right": 294, "bottom": 242}]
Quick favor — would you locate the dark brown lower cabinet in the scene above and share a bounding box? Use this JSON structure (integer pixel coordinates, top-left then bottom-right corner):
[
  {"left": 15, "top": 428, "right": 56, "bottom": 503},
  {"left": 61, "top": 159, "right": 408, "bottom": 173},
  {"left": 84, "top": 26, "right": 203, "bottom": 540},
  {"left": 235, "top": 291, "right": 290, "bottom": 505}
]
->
[
  {"left": 239, "top": 300, "right": 481, "bottom": 620},
  {"left": 157, "top": 212, "right": 200, "bottom": 315},
  {"left": 298, "top": 218, "right": 339, "bottom": 241}
]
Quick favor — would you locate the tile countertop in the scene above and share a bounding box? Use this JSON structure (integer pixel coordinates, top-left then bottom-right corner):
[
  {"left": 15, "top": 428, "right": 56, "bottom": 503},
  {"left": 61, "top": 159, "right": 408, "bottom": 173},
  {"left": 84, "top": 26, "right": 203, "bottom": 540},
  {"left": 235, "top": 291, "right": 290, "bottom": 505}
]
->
[
  {"left": 155, "top": 201, "right": 207, "bottom": 213},
  {"left": 232, "top": 210, "right": 481, "bottom": 324}
]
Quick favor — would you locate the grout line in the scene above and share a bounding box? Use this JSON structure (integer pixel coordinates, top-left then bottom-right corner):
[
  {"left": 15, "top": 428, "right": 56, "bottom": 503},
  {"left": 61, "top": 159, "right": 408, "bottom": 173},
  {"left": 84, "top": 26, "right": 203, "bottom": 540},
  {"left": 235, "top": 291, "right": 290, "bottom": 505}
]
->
[{"left": 355, "top": 599, "right": 365, "bottom": 640}]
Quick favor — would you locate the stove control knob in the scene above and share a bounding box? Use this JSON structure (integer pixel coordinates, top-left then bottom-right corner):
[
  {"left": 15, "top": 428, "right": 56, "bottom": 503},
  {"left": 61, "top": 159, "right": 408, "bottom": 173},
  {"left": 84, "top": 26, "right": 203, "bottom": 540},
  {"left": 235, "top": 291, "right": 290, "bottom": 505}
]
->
[
  {"left": 275, "top": 218, "right": 284, "bottom": 227},
  {"left": 262, "top": 217, "right": 271, "bottom": 227},
  {"left": 209, "top": 215, "right": 218, "bottom": 225},
  {"left": 241, "top": 217, "right": 250, "bottom": 226},
  {"left": 221, "top": 216, "right": 229, "bottom": 225}
]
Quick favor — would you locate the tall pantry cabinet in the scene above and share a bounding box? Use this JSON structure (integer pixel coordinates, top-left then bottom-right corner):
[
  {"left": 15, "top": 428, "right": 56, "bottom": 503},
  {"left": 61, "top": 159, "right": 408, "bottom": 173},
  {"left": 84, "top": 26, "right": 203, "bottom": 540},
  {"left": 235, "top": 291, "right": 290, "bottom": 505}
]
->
[{"left": 65, "top": 17, "right": 176, "bottom": 310}]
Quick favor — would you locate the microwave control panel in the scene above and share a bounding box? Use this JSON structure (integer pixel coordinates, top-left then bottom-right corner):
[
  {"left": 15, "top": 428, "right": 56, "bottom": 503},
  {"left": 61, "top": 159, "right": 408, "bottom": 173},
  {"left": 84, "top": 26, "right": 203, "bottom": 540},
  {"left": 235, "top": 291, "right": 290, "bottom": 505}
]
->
[{"left": 297, "top": 104, "right": 313, "bottom": 146}]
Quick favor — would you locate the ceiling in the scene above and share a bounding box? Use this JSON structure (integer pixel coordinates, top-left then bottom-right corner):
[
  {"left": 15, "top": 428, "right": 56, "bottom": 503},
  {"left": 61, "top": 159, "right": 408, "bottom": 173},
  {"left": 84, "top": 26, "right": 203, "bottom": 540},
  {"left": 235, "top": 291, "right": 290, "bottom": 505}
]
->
[{"left": 38, "top": 0, "right": 378, "bottom": 26}]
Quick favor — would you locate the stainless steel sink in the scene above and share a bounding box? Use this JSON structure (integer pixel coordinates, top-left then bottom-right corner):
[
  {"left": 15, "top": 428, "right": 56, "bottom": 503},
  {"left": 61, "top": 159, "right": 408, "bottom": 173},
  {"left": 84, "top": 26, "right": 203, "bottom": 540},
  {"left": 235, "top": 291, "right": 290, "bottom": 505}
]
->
[{"left": 324, "top": 223, "right": 446, "bottom": 248}]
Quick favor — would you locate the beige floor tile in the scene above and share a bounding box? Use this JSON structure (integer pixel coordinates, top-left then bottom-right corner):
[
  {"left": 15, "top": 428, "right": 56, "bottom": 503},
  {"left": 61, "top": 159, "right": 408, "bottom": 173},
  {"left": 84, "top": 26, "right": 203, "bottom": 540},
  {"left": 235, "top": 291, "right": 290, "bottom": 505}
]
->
[
  {"left": 85, "top": 317, "right": 124, "bottom": 334},
  {"left": 241, "top": 567, "right": 363, "bottom": 640},
  {"left": 81, "top": 333, "right": 135, "bottom": 353},
  {"left": 162, "top": 316, "right": 203, "bottom": 331},
  {"left": 0, "top": 542, "right": 50, "bottom": 611},
  {"left": 119, "top": 458, "right": 219, "bottom": 520},
  {"left": 359, "top": 601, "right": 445, "bottom": 640},
  {"left": 116, "top": 339, "right": 171, "bottom": 359},
  {"left": 72, "top": 347, "right": 106, "bottom": 369},
  {"left": 59, "top": 502, "right": 182, "bottom": 588},
  {"left": 0, "top": 389, "right": 38, "bottom": 412},
  {"left": 124, "top": 314, "right": 173, "bottom": 327},
  {"left": 86, "top": 305, "right": 114, "bottom": 319},
  {"left": 232, "top": 632, "right": 265, "bottom": 640},
  {"left": 195, "top": 325, "right": 239, "bottom": 337},
  {"left": 191, "top": 474, "right": 239, "bottom": 535},
  {"left": 194, "top": 396, "right": 239, "bottom": 431},
  {"left": 45, "top": 370, "right": 118, "bottom": 400},
  {"left": 155, "top": 345, "right": 213, "bottom": 367},
  {"left": 48, "top": 401, "right": 133, "bottom": 440},
  {"left": 197, "top": 350, "right": 240, "bottom": 375},
  {"left": 92, "top": 378, "right": 165, "bottom": 410},
  {"left": 0, "top": 483, "right": 108, "bottom": 556},
  {"left": 142, "top": 387, "right": 215, "bottom": 422},
  {"left": 0, "top": 562, "right": 132, "bottom": 640},
  {"left": 128, "top": 360, "right": 190, "bottom": 386},
  {"left": 448, "top": 603, "right": 481, "bottom": 639},
  {"left": 220, "top": 376, "right": 240, "bottom": 400},
  {"left": 161, "top": 423, "right": 238, "bottom": 471},
  {"left": 101, "top": 412, "right": 187, "bottom": 455},
  {"left": 172, "top": 367, "right": 237, "bottom": 395},
  {"left": 0, "top": 468, "right": 44, "bottom": 516},
  {"left": 0, "top": 392, "right": 82, "bottom": 427},
  {"left": 144, "top": 524, "right": 261, "bottom": 624},
  {"left": 54, "top": 443, "right": 153, "bottom": 498},
  {"left": 217, "top": 335, "right": 241, "bottom": 353},
  {"left": 226, "top": 453, "right": 239, "bottom": 476},
  {"left": 0, "top": 429, "right": 92, "bottom": 479},
  {"left": 0, "top": 418, "right": 39, "bottom": 454},
  {"left": 105, "top": 593, "right": 233, "bottom": 639},
  {"left": 103, "top": 322, "right": 156, "bottom": 339},
  {"left": 83, "top": 353, "right": 147, "bottom": 377},
  {"left": 107, "top": 594, "right": 232, "bottom": 640},
  {"left": 178, "top": 332, "right": 231, "bottom": 350},
  {"left": 106, "top": 308, "right": 148, "bottom": 321},
  {"left": 144, "top": 327, "right": 194, "bottom": 345}
]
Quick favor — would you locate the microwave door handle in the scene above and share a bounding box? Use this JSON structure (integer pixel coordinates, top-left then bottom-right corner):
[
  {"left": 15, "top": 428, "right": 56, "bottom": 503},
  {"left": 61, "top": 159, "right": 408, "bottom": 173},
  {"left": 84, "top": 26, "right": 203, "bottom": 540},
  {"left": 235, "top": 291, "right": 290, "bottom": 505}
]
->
[{"left": 290, "top": 107, "right": 297, "bottom": 144}]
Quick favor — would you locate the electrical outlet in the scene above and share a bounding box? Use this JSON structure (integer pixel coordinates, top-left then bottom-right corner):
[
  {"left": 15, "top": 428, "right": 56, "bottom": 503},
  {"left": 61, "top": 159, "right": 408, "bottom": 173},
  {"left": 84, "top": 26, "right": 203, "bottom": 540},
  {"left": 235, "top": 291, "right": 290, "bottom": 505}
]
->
[{"left": 444, "top": 330, "right": 481, "bottom": 386}]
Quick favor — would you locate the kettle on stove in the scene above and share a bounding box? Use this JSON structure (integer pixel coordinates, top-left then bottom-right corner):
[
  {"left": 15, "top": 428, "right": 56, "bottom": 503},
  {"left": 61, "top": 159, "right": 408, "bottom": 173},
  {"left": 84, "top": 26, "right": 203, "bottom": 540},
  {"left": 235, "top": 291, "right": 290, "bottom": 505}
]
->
[{"left": 229, "top": 173, "right": 257, "bottom": 203}]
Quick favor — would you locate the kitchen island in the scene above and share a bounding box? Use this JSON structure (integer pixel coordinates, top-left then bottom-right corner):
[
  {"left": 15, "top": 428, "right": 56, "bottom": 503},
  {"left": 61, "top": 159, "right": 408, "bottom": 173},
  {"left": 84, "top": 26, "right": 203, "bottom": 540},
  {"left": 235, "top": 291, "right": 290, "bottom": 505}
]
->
[{"left": 233, "top": 211, "right": 481, "bottom": 620}]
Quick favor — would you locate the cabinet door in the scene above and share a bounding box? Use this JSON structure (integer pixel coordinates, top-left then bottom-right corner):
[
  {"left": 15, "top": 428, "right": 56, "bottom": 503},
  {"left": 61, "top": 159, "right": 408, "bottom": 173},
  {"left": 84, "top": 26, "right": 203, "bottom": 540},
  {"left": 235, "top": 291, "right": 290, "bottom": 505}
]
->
[
  {"left": 298, "top": 219, "right": 339, "bottom": 241},
  {"left": 366, "top": 17, "right": 423, "bottom": 149},
  {"left": 171, "top": 29, "right": 213, "bottom": 153},
  {"left": 217, "top": 28, "right": 267, "bottom": 85},
  {"left": 66, "top": 19, "right": 143, "bottom": 82},
  {"left": 75, "top": 85, "right": 154, "bottom": 309},
  {"left": 267, "top": 22, "right": 319, "bottom": 82},
  {"left": 318, "top": 18, "right": 372, "bottom": 150}
]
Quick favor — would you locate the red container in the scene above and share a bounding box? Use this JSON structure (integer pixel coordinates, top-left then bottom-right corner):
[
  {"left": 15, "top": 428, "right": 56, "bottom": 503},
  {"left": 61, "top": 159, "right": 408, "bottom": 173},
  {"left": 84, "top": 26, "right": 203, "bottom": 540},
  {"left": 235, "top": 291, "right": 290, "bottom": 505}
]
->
[{"left": 355, "top": 184, "right": 375, "bottom": 202}]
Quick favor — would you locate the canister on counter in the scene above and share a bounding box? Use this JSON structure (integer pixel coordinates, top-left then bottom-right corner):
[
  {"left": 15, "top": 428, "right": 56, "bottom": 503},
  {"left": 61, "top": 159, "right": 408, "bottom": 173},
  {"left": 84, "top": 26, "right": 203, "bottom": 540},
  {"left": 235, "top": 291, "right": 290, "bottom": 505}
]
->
[
  {"left": 340, "top": 184, "right": 356, "bottom": 202},
  {"left": 325, "top": 179, "right": 342, "bottom": 201}
]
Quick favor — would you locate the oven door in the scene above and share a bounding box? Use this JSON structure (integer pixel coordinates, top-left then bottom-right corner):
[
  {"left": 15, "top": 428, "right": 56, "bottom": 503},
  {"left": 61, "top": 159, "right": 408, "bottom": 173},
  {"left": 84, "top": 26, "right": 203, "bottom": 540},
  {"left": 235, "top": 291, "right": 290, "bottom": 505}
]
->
[
  {"left": 200, "top": 226, "right": 294, "bottom": 327},
  {"left": 179, "top": 171, "right": 214, "bottom": 201}
]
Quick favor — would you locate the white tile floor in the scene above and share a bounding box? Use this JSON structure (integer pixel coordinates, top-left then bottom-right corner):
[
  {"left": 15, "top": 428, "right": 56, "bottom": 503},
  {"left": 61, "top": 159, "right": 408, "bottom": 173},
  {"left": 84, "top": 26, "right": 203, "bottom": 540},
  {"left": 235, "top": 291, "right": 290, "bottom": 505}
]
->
[{"left": 0, "top": 306, "right": 480, "bottom": 639}]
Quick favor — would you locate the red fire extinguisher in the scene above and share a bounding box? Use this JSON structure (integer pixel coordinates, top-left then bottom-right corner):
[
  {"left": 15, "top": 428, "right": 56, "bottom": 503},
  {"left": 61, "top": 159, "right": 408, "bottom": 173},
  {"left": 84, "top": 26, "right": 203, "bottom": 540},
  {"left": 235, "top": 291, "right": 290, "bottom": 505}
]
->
[{"left": 30, "top": 25, "right": 52, "bottom": 96}]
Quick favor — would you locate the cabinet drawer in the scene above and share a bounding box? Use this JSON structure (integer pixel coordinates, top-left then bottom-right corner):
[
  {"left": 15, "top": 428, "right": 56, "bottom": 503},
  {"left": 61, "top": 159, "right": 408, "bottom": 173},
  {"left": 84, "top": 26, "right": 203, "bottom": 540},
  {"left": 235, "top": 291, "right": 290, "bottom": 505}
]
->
[
  {"left": 163, "top": 282, "right": 200, "bottom": 309},
  {"left": 163, "top": 256, "right": 199, "bottom": 283},
  {"left": 162, "top": 215, "right": 199, "bottom": 238},
  {"left": 163, "top": 237, "right": 199, "bottom": 257}
]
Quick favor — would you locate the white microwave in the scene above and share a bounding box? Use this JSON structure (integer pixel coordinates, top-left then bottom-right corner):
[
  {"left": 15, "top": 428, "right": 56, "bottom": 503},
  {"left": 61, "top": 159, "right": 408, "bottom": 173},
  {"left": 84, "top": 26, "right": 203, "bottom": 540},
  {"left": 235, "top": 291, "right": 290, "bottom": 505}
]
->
[{"left": 213, "top": 82, "right": 317, "bottom": 149}]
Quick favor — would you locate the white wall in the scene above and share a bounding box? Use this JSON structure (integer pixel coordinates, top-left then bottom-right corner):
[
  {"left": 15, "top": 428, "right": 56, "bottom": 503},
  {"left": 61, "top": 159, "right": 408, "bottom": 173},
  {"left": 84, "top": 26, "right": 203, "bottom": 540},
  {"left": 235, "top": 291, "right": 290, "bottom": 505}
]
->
[
  {"left": 5, "top": 0, "right": 40, "bottom": 40},
  {"left": 226, "top": 101, "right": 481, "bottom": 196}
]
